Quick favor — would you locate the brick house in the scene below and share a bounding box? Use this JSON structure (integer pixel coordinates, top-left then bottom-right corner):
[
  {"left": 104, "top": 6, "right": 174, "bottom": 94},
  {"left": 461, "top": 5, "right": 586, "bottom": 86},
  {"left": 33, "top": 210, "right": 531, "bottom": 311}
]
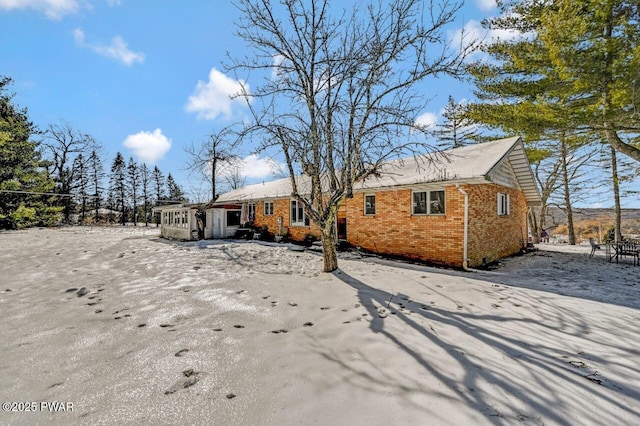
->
[{"left": 210, "top": 137, "right": 540, "bottom": 268}]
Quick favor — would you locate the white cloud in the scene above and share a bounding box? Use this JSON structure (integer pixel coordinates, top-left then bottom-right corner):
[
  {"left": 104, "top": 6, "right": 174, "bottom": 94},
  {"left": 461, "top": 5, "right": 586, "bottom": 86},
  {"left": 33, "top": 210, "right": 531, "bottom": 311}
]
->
[
  {"left": 0, "top": 0, "right": 85, "bottom": 20},
  {"left": 123, "top": 129, "right": 172, "bottom": 164},
  {"left": 185, "top": 68, "right": 250, "bottom": 120},
  {"left": 271, "top": 54, "right": 286, "bottom": 80},
  {"left": 415, "top": 112, "right": 438, "bottom": 129},
  {"left": 73, "top": 27, "right": 145, "bottom": 66},
  {"left": 241, "top": 154, "right": 283, "bottom": 179},
  {"left": 106, "top": 0, "right": 121, "bottom": 5},
  {"left": 448, "top": 19, "right": 527, "bottom": 56},
  {"left": 476, "top": 0, "right": 497, "bottom": 12},
  {"left": 219, "top": 154, "right": 284, "bottom": 180}
]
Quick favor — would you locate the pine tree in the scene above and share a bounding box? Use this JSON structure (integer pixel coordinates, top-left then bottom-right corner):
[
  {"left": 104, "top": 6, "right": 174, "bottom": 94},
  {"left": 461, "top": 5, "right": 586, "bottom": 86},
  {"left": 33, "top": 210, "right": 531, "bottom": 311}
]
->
[
  {"left": 109, "top": 152, "right": 127, "bottom": 225},
  {"left": 88, "top": 149, "right": 105, "bottom": 223},
  {"left": 166, "top": 173, "right": 186, "bottom": 203},
  {"left": 434, "top": 96, "right": 479, "bottom": 149},
  {"left": 126, "top": 157, "right": 140, "bottom": 225},
  {"left": 140, "top": 163, "right": 151, "bottom": 226},
  {"left": 152, "top": 166, "right": 165, "bottom": 205},
  {"left": 466, "top": 0, "right": 604, "bottom": 244},
  {"left": 0, "top": 76, "right": 56, "bottom": 228},
  {"left": 151, "top": 165, "right": 165, "bottom": 226},
  {"left": 72, "top": 153, "right": 89, "bottom": 223}
]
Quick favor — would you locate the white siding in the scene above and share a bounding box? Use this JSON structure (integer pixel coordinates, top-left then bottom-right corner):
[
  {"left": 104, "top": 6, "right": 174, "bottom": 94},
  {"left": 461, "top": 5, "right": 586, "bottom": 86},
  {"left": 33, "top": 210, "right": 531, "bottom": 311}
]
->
[{"left": 490, "top": 160, "right": 518, "bottom": 188}]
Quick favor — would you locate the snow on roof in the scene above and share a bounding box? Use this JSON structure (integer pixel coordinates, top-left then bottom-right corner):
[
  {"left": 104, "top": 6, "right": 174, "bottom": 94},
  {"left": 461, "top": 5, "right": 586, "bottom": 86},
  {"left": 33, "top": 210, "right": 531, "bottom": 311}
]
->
[{"left": 215, "top": 136, "right": 541, "bottom": 205}]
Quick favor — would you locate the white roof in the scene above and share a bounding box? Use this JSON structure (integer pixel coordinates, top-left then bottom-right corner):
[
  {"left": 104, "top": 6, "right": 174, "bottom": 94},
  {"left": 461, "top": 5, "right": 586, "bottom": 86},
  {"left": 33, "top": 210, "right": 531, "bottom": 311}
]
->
[{"left": 215, "top": 137, "right": 541, "bottom": 206}]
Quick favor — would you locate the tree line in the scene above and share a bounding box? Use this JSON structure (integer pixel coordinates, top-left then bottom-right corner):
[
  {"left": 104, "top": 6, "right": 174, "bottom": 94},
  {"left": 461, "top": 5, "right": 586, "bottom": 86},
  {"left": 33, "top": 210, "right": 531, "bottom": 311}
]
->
[{"left": 0, "top": 76, "right": 186, "bottom": 229}]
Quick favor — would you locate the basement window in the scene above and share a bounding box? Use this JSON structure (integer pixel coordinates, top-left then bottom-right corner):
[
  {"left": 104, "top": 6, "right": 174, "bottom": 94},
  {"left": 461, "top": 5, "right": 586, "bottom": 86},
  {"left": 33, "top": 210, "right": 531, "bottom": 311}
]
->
[
  {"left": 364, "top": 194, "right": 376, "bottom": 215},
  {"left": 498, "top": 192, "right": 511, "bottom": 216},
  {"left": 413, "top": 190, "right": 445, "bottom": 215}
]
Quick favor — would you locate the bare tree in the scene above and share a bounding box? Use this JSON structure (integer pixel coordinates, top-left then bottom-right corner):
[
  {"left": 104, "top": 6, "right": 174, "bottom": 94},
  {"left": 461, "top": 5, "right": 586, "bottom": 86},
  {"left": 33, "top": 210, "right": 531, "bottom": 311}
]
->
[
  {"left": 43, "top": 122, "right": 97, "bottom": 223},
  {"left": 527, "top": 145, "right": 563, "bottom": 243},
  {"left": 230, "top": 0, "right": 474, "bottom": 271},
  {"left": 184, "top": 127, "right": 239, "bottom": 202},
  {"left": 222, "top": 160, "right": 247, "bottom": 191}
]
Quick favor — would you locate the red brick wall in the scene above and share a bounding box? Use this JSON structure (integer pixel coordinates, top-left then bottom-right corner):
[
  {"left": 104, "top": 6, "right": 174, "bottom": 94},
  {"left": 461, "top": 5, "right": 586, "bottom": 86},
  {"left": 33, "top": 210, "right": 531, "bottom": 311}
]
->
[
  {"left": 467, "top": 184, "right": 527, "bottom": 266},
  {"left": 250, "top": 183, "right": 527, "bottom": 267},
  {"left": 252, "top": 199, "right": 320, "bottom": 241},
  {"left": 345, "top": 187, "right": 465, "bottom": 266}
]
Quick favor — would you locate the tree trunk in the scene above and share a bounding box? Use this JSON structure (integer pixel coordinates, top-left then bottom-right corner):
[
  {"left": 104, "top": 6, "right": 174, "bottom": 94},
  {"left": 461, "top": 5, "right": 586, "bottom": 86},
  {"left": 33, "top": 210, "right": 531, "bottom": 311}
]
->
[
  {"left": 211, "top": 157, "right": 217, "bottom": 202},
  {"left": 320, "top": 211, "right": 338, "bottom": 273},
  {"left": 560, "top": 135, "right": 576, "bottom": 245},
  {"left": 527, "top": 208, "right": 539, "bottom": 243},
  {"left": 610, "top": 145, "right": 623, "bottom": 243}
]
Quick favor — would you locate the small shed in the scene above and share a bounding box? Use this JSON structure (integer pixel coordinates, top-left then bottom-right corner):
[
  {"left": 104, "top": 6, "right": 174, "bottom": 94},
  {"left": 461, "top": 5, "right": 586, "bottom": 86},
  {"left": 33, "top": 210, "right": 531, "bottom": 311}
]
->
[{"left": 153, "top": 204, "right": 200, "bottom": 241}]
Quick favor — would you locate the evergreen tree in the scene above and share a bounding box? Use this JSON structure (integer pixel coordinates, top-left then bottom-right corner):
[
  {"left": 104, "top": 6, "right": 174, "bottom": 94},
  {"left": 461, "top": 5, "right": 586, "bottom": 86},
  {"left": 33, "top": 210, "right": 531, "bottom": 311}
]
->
[
  {"left": 0, "top": 76, "right": 57, "bottom": 228},
  {"left": 434, "top": 96, "right": 479, "bottom": 149},
  {"left": 126, "top": 157, "right": 140, "bottom": 225},
  {"left": 109, "top": 152, "right": 127, "bottom": 225},
  {"left": 88, "top": 149, "right": 105, "bottom": 223},
  {"left": 152, "top": 165, "right": 165, "bottom": 205},
  {"left": 140, "top": 163, "right": 151, "bottom": 226},
  {"left": 72, "top": 153, "right": 89, "bottom": 223},
  {"left": 466, "top": 1, "right": 604, "bottom": 244},
  {"left": 151, "top": 165, "right": 165, "bottom": 226},
  {"left": 166, "top": 173, "right": 186, "bottom": 203}
]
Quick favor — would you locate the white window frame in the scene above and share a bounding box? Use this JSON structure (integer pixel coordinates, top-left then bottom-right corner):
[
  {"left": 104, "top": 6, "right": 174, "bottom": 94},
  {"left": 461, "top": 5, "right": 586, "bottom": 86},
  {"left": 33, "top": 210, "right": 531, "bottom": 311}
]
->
[
  {"left": 264, "top": 201, "right": 274, "bottom": 216},
  {"left": 364, "top": 194, "right": 376, "bottom": 215},
  {"left": 247, "top": 203, "right": 256, "bottom": 221},
  {"left": 498, "top": 192, "right": 511, "bottom": 216},
  {"left": 290, "top": 199, "right": 309, "bottom": 227},
  {"left": 412, "top": 190, "right": 446, "bottom": 215}
]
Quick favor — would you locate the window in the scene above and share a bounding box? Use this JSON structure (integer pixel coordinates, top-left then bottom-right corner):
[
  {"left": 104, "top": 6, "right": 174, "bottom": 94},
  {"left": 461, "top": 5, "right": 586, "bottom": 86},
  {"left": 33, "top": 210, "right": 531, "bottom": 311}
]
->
[
  {"left": 247, "top": 203, "right": 256, "bottom": 221},
  {"left": 226, "top": 210, "right": 241, "bottom": 226},
  {"left": 413, "top": 190, "right": 445, "bottom": 215},
  {"left": 498, "top": 193, "right": 510, "bottom": 216},
  {"left": 264, "top": 201, "right": 274, "bottom": 216},
  {"left": 364, "top": 194, "right": 376, "bottom": 215},
  {"left": 290, "top": 199, "right": 310, "bottom": 227}
]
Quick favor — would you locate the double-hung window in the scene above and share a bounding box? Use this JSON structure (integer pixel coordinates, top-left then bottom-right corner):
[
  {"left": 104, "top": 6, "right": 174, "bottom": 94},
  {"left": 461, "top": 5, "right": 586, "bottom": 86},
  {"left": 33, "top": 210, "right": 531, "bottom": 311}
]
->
[
  {"left": 290, "top": 199, "right": 310, "bottom": 226},
  {"left": 498, "top": 193, "right": 510, "bottom": 216},
  {"left": 264, "top": 201, "right": 274, "bottom": 216},
  {"left": 412, "top": 190, "right": 445, "bottom": 215}
]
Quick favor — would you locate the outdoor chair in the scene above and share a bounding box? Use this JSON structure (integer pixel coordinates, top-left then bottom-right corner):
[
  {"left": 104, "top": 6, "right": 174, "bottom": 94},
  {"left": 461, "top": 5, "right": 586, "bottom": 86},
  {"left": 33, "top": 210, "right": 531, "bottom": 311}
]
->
[
  {"left": 618, "top": 241, "right": 639, "bottom": 266},
  {"left": 589, "top": 238, "right": 600, "bottom": 258}
]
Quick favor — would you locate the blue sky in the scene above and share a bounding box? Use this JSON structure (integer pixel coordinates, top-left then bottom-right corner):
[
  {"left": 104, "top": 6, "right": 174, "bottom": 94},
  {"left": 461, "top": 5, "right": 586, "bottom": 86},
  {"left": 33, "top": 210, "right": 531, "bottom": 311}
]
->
[{"left": 1, "top": 0, "right": 637, "bottom": 207}]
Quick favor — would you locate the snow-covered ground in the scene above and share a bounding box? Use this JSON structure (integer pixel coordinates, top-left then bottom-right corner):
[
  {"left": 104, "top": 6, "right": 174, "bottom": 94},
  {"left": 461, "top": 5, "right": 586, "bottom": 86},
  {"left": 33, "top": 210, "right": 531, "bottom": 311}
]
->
[{"left": 0, "top": 227, "right": 638, "bottom": 425}]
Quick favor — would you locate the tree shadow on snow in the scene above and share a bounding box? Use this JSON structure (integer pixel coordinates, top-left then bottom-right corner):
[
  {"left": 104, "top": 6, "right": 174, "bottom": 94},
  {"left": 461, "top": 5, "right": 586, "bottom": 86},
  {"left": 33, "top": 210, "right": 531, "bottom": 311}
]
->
[{"left": 318, "top": 269, "right": 640, "bottom": 424}]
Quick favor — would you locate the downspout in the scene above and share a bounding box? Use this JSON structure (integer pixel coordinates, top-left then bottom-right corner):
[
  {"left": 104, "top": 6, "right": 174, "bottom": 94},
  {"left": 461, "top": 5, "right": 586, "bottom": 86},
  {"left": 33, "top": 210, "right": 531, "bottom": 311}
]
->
[{"left": 456, "top": 184, "right": 469, "bottom": 271}]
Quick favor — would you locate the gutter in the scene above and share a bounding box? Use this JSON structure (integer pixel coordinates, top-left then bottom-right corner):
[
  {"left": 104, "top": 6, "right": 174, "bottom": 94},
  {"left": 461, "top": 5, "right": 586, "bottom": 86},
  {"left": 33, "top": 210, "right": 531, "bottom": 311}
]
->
[{"left": 456, "top": 184, "right": 470, "bottom": 271}]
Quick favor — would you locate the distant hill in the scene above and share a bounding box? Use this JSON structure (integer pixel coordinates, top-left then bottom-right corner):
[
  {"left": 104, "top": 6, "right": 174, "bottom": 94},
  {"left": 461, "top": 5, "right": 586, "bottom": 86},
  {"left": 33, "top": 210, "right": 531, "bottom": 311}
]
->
[
  {"left": 538, "top": 207, "right": 640, "bottom": 240},
  {"left": 541, "top": 207, "right": 640, "bottom": 227}
]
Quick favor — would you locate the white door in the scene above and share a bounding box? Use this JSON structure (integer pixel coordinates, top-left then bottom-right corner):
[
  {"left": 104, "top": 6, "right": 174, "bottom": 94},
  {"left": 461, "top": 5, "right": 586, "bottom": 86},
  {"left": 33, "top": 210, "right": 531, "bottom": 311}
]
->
[{"left": 212, "top": 209, "right": 225, "bottom": 239}]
